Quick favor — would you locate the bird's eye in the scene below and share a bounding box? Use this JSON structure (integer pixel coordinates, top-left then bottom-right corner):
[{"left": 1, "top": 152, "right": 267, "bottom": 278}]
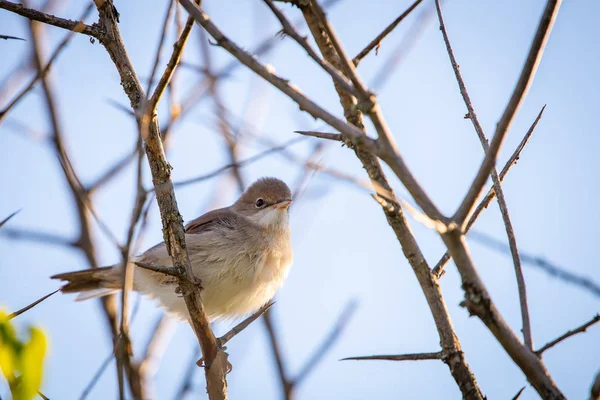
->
[{"left": 255, "top": 198, "right": 265, "bottom": 208}]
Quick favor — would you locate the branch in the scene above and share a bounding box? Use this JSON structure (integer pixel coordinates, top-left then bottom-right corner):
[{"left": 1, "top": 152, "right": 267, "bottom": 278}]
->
[
  {"left": 0, "top": 209, "right": 20, "bottom": 228},
  {"left": 0, "top": 34, "right": 25, "bottom": 40},
  {"left": 293, "top": 300, "right": 357, "bottom": 385},
  {"left": 0, "top": 3, "right": 95, "bottom": 124},
  {"left": 26, "top": 12, "right": 136, "bottom": 395},
  {"left": 352, "top": 0, "right": 422, "bottom": 66},
  {"left": 295, "top": 130, "right": 341, "bottom": 141},
  {"left": 146, "top": 0, "right": 176, "bottom": 93},
  {"left": 290, "top": 2, "right": 483, "bottom": 398},
  {"left": 452, "top": 0, "right": 562, "bottom": 225},
  {"left": 8, "top": 290, "right": 59, "bottom": 320},
  {"left": 591, "top": 369, "right": 600, "bottom": 400},
  {"left": 435, "top": 0, "right": 532, "bottom": 349},
  {"left": 179, "top": 0, "right": 445, "bottom": 224},
  {"left": 147, "top": 0, "right": 199, "bottom": 113},
  {"left": 468, "top": 230, "right": 600, "bottom": 298},
  {"left": 0, "top": 0, "right": 100, "bottom": 38},
  {"left": 342, "top": 351, "right": 444, "bottom": 362},
  {"left": 262, "top": 0, "right": 359, "bottom": 97},
  {"left": 535, "top": 314, "right": 600, "bottom": 356},
  {"left": 92, "top": 1, "right": 228, "bottom": 397},
  {"left": 432, "top": 106, "right": 545, "bottom": 278},
  {"left": 263, "top": 309, "right": 293, "bottom": 400},
  {"left": 218, "top": 302, "right": 274, "bottom": 348}
]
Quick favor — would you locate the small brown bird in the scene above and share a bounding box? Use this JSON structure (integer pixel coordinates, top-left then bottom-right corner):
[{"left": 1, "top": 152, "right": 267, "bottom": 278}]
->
[{"left": 52, "top": 177, "right": 293, "bottom": 322}]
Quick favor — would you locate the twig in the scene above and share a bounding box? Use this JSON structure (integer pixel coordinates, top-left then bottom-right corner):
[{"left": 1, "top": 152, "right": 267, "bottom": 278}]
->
[
  {"left": 198, "top": 28, "right": 246, "bottom": 192},
  {"left": 79, "top": 354, "right": 114, "bottom": 400},
  {"left": 0, "top": 209, "right": 20, "bottom": 228},
  {"left": 263, "top": 309, "right": 293, "bottom": 400},
  {"left": 170, "top": 136, "right": 307, "bottom": 190},
  {"left": 295, "top": 130, "right": 341, "bottom": 141},
  {"left": 180, "top": 0, "right": 445, "bottom": 224},
  {"left": 468, "top": 230, "right": 600, "bottom": 298},
  {"left": 0, "top": 34, "right": 25, "bottom": 40},
  {"left": 370, "top": 1, "right": 437, "bottom": 92},
  {"left": 432, "top": 106, "right": 545, "bottom": 278},
  {"left": 292, "top": 3, "right": 483, "bottom": 398},
  {"left": 262, "top": 0, "right": 359, "bottom": 97},
  {"left": 173, "top": 347, "right": 202, "bottom": 400},
  {"left": 1, "top": 227, "right": 78, "bottom": 248},
  {"left": 0, "top": 3, "right": 95, "bottom": 124},
  {"left": 452, "top": 0, "right": 562, "bottom": 226},
  {"left": 0, "top": 0, "right": 99, "bottom": 37},
  {"left": 134, "top": 261, "right": 181, "bottom": 278},
  {"left": 26, "top": 5, "right": 141, "bottom": 398},
  {"left": 146, "top": 0, "right": 176, "bottom": 93},
  {"left": 8, "top": 290, "right": 59, "bottom": 320},
  {"left": 218, "top": 302, "right": 274, "bottom": 347},
  {"left": 293, "top": 300, "right": 357, "bottom": 385},
  {"left": 535, "top": 315, "right": 600, "bottom": 355},
  {"left": 162, "top": 0, "right": 343, "bottom": 136},
  {"left": 342, "top": 351, "right": 444, "bottom": 362},
  {"left": 352, "top": 0, "right": 422, "bottom": 66},
  {"left": 435, "top": 0, "right": 532, "bottom": 349},
  {"left": 138, "top": 314, "right": 176, "bottom": 391},
  {"left": 148, "top": 0, "right": 200, "bottom": 113},
  {"left": 512, "top": 387, "right": 526, "bottom": 400},
  {"left": 92, "top": 1, "right": 228, "bottom": 396},
  {"left": 591, "top": 369, "right": 600, "bottom": 400}
]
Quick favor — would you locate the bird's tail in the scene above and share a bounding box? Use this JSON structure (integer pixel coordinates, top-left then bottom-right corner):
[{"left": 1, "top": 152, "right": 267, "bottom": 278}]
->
[{"left": 51, "top": 267, "right": 121, "bottom": 301}]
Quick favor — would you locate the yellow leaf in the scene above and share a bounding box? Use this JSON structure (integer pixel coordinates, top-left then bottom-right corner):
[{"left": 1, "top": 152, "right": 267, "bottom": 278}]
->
[{"left": 14, "top": 327, "right": 47, "bottom": 400}]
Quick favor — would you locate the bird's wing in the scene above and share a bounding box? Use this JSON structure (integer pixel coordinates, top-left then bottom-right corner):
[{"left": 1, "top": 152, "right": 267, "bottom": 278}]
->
[{"left": 184, "top": 207, "right": 242, "bottom": 234}]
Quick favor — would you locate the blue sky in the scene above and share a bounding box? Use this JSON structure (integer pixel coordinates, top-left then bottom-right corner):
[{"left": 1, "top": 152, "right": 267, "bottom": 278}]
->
[{"left": 1, "top": 0, "right": 599, "bottom": 399}]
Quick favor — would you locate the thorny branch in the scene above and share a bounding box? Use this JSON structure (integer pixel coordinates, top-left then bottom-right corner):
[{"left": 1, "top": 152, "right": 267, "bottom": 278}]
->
[
  {"left": 535, "top": 315, "right": 600, "bottom": 356},
  {"left": 352, "top": 0, "right": 422, "bottom": 66},
  {"left": 432, "top": 107, "right": 546, "bottom": 278},
  {"left": 435, "top": 0, "right": 532, "bottom": 349},
  {"left": 90, "top": 1, "right": 228, "bottom": 398}
]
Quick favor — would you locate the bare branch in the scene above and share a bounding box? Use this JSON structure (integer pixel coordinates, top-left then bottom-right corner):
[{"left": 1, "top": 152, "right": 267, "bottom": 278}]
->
[
  {"left": 0, "top": 34, "right": 25, "bottom": 40},
  {"left": 433, "top": 106, "right": 545, "bottom": 278},
  {"left": 352, "top": 0, "right": 422, "bottom": 66},
  {"left": 435, "top": 0, "right": 532, "bottom": 349},
  {"left": 218, "top": 302, "right": 275, "bottom": 348},
  {"left": 468, "top": 230, "right": 600, "bottom": 298},
  {"left": 1, "top": 227, "right": 78, "bottom": 248},
  {"left": 0, "top": 3, "right": 95, "bottom": 124},
  {"left": 512, "top": 387, "right": 526, "bottom": 400},
  {"left": 8, "top": 290, "right": 59, "bottom": 320},
  {"left": 148, "top": 0, "right": 200, "bottom": 113},
  {"left": 263, "top": 309, "right": 293, "bottom": 400},
  {"left": 171, "top": 136, "right": 307, "bottom": 190},
  {"left": 591, "top": 370, "right": 600, "bottom": 400},
  {"left": 342, "top": 351, "right": 444, "bottom": 362},
  {"left": 134, "top": 261, "right": 181, "bottom": 278},
  {"left": 291, "top": 3, "right": 483, "bottom": 398},
  {"left": 180, "top": 0, "right": 445, "bottom": 223},
  {"left": 0, "top": 209, "right": 20, "bottom": 228},
  {"left": 535, "top": 315, "right": 600, "bottom": 355},
  {"left": 262, "top": 0, "right": 359, "bottom": 97},
  {"left": 293, "top": 300, "right": 357, "bottom": 385},
  {"left": 92, "top": 1, "right": 228, "bottom": 396},
  {"left": 79, "top": 354, "right": 114, "bottom": 400},
  {"left": 0, "top": 0, "right": 99, "bottom": 37},
  {"left": 295, "top": 130, "right": 342, "bottom": 141},
  {"left": 146, "top": 0, "right": 176, "bottom": 93},
  {"left": 452, "top": 0, "right": 562, "bottom": 225}
]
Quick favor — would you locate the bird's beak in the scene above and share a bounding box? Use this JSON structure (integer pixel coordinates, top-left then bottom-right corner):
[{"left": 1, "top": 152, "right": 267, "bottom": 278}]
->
[{"left": 273, "top": 199, "right": 293, "bottom": 210}]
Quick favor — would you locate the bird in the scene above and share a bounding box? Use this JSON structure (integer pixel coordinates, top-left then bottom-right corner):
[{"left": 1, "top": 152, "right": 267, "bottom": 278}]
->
[{"left": 51, "top": 177, "right": 293, "bottom": 322}]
